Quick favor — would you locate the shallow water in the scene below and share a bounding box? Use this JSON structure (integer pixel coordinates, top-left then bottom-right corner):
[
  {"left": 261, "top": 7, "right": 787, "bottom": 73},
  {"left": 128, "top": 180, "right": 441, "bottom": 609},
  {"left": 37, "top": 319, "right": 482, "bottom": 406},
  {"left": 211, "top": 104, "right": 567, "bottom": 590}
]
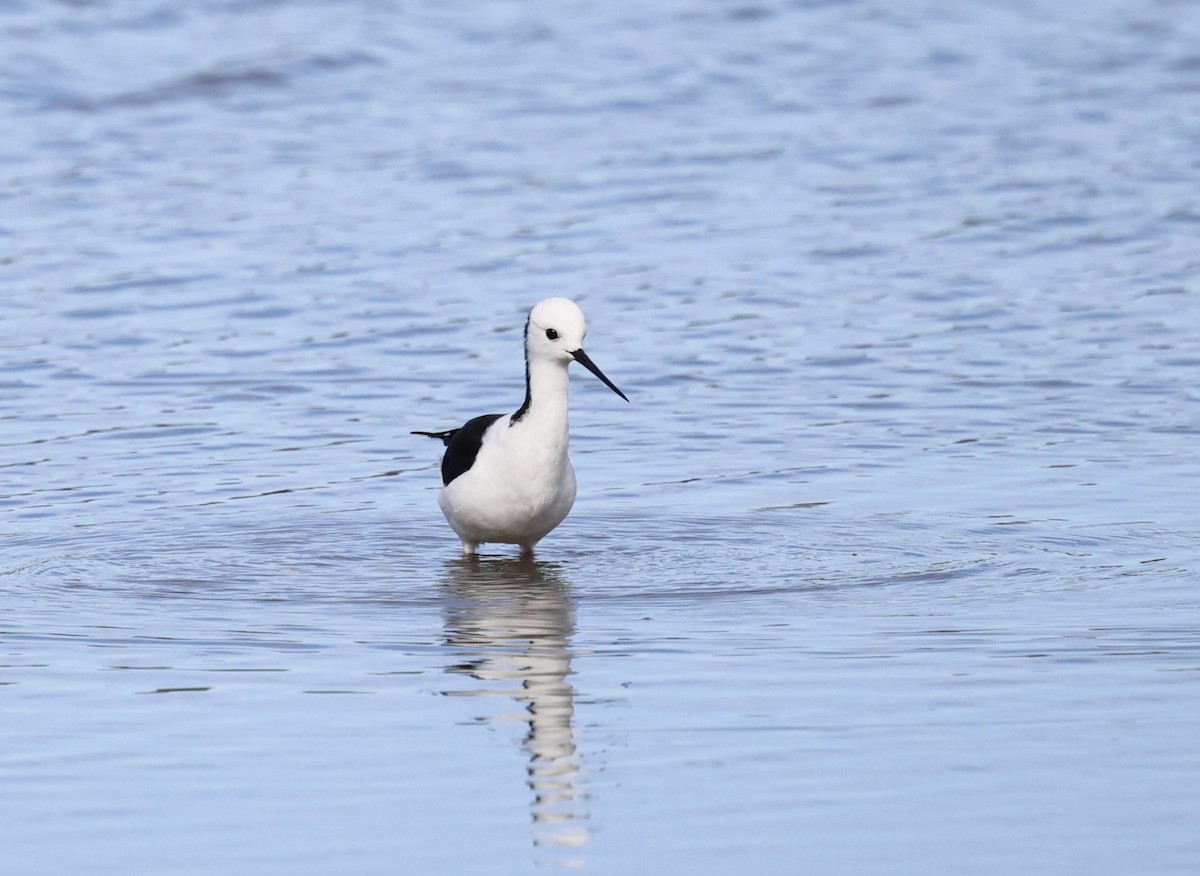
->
[{"left": 3, "top": 0, "right": 1200, "bottom": 873}]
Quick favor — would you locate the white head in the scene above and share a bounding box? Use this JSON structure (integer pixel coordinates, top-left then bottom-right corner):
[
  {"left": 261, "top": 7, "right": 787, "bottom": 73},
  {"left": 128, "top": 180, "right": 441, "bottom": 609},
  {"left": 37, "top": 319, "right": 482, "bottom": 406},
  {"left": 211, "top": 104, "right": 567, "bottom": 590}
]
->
[
  {"left": 525, "top": 297, "right": 628, "bottom": 401},
  {"left": 527, "top": 297, "right": 588, "bottom": 365}
]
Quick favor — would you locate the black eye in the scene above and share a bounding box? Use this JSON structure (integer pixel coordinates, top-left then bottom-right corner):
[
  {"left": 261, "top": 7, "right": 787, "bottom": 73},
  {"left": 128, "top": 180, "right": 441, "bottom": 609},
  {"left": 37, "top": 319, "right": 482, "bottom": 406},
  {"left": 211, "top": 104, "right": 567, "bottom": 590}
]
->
[{"left": 545, "top": 328, "right": 559, "bottom": 340}]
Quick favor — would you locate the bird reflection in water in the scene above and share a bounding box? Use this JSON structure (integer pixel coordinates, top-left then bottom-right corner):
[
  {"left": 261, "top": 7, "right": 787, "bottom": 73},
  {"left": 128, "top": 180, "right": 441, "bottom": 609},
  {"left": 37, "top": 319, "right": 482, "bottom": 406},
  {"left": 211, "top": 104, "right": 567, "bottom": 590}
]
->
[{"left": 440, "top": 557, "right": 588, "bottom": 864}]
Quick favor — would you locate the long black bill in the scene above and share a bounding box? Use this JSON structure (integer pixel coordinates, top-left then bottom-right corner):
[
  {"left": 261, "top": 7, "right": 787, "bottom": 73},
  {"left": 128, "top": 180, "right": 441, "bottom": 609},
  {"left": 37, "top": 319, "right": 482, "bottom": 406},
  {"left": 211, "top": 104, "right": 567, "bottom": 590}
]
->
[{"left": 572, "top": 348, "right": 629, "bottom": 402}]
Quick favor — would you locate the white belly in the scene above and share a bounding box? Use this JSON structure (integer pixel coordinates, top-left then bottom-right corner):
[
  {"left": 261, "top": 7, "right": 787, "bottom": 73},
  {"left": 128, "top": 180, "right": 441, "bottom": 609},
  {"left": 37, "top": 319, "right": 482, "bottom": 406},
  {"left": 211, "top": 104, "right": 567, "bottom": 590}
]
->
[{"left": 439, "top": 453, "right": 577, "bottom": 547}]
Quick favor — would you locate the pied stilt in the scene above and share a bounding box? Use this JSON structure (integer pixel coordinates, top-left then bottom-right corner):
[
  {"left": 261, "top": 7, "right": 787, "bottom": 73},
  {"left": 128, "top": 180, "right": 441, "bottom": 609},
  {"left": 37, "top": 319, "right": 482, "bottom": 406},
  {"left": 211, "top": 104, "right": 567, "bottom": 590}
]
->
[{"left": 414, "top": 297, "right": 628, "bottom": 556}]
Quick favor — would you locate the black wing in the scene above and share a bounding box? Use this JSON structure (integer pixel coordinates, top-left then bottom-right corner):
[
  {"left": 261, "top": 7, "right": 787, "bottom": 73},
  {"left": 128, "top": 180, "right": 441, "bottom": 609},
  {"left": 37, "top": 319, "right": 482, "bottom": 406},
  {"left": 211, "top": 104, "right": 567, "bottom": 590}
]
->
[
  {"left": 413, "top": 413, "right": 503, "bottom": 486},
  {"left": 411, "top": 428, "right": 460, "bottom": 445}
]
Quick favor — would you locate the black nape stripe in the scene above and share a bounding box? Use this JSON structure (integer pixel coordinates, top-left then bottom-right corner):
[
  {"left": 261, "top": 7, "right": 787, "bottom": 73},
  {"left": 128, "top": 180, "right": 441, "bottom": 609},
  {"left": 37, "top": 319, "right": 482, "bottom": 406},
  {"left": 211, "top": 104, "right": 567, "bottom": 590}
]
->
[
  {"left": 510, "top": 313, "right": 533, "bottom": 424},
  {"left": 439, "top": 413, "right": 503, "bottom": 485}
]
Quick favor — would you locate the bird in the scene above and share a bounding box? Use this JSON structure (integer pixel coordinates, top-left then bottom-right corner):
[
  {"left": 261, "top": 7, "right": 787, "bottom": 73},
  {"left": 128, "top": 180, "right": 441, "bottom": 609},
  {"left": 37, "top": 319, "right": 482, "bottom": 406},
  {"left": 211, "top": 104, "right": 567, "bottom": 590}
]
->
[{"left": 413, "top": 297, "right": 628, "bottom": 557}]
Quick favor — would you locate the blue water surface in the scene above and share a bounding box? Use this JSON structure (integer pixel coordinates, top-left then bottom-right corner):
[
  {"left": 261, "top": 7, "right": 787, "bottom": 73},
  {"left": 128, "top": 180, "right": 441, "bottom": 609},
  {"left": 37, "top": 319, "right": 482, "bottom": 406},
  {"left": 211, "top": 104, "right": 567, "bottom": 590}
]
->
[{"left": 2, "top": 1, "right": 1199, "bottom": 873}]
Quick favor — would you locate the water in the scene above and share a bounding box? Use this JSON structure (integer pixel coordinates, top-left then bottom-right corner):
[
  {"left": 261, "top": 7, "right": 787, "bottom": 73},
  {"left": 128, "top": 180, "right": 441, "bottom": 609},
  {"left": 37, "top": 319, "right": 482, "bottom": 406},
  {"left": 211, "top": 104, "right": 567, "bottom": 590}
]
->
[{"left": 3, "top": 0, "right": 1200, "bottom": 872}]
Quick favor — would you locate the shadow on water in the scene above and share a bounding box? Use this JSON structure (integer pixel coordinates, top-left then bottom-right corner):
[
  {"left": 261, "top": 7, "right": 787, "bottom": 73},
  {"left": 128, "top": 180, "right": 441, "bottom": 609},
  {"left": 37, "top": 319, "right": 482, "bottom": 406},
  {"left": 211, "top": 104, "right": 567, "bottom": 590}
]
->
[{"left": 438, "top": 557, "right": 588, "bottom": 866}]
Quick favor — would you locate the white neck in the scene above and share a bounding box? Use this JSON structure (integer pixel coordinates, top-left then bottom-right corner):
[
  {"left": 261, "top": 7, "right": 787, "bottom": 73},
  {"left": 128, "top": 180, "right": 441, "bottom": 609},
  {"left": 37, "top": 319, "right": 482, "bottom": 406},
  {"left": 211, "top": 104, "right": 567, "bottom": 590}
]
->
[
  {"left": 518, "top": 356, "right": 571, "bottom": 431},
  {"left": 528, "top": 352, "right": 568, "bottom": 415}
]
